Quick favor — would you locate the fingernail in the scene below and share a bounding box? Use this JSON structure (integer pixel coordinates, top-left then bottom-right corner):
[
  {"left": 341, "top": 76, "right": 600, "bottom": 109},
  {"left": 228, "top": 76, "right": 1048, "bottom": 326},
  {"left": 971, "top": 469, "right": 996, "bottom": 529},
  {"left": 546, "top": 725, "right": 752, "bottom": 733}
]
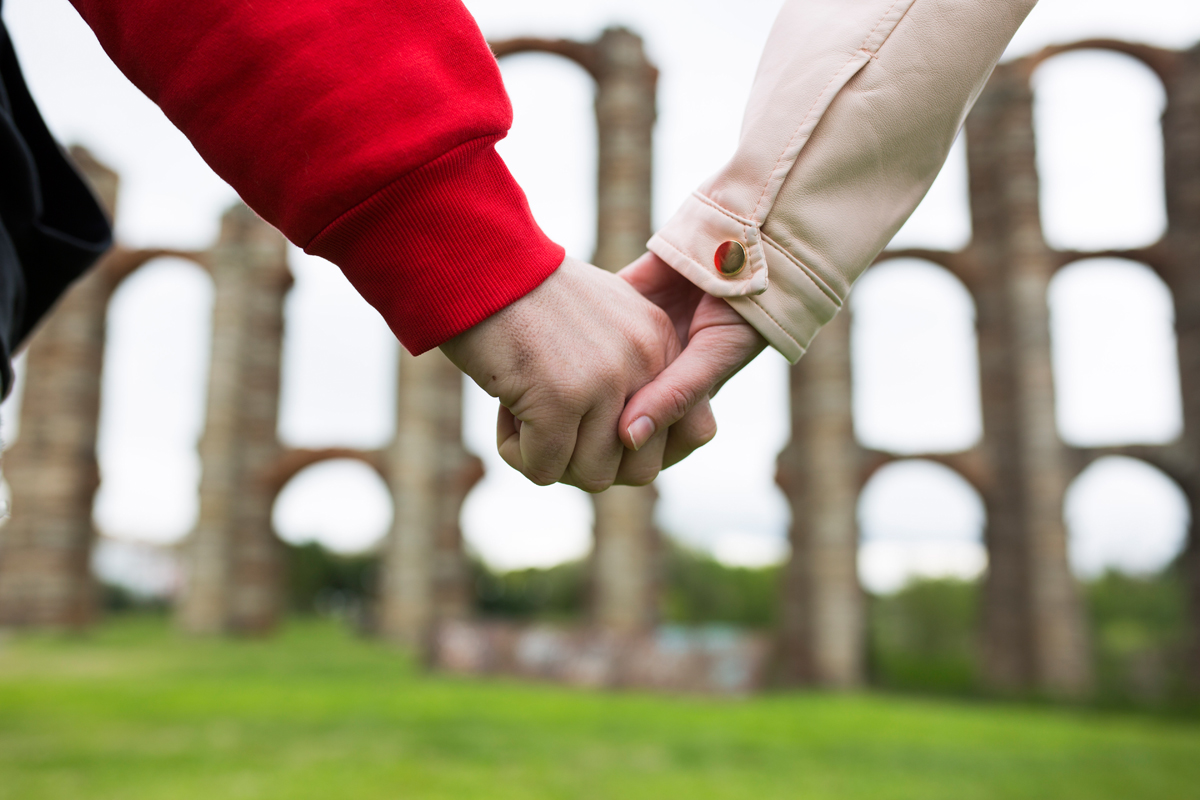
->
[{"left": 627, "top": 416, "right": 655, "bottom": 451}]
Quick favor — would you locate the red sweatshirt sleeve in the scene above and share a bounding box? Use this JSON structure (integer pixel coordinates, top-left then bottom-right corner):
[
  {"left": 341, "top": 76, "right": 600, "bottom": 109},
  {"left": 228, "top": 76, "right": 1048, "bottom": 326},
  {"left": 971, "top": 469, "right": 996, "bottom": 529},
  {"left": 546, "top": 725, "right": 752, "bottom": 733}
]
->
[{"left": 69, "top": 0, "right": 565, "bottom": 354}]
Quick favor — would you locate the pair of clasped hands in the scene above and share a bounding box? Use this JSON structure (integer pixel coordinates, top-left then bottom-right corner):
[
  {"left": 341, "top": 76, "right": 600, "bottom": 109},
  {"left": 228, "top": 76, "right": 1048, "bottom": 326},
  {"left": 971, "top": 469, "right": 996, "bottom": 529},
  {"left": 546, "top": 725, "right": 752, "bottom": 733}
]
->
[{"left": 441, "top": 252, "right": 768, "bottom": 492}]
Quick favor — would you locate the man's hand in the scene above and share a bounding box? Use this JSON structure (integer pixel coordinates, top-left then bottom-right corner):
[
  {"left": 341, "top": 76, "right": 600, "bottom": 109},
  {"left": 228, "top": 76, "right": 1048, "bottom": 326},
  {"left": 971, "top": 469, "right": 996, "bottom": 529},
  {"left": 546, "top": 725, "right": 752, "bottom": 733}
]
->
[
  {"left": 441, "top": 256, "right": 694, "bottom": 492},
  {"left": 617, "top": 252, "right": 768, "bottom": 468}
]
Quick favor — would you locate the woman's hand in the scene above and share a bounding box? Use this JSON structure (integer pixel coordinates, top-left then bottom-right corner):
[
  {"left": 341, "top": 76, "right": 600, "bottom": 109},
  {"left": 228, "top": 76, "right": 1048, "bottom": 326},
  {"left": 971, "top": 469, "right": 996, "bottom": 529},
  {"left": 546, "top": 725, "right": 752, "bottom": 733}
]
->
[{"left": 617, "top": 253, "right": 768, "bottom": 468}]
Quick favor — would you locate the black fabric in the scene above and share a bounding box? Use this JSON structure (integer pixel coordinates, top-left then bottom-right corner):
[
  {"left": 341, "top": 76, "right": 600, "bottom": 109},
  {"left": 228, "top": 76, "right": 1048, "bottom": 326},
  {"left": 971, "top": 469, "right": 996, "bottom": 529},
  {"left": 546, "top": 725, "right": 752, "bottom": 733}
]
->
[{"left": 0, "top": 11, "right": 112, "bottom": 396}]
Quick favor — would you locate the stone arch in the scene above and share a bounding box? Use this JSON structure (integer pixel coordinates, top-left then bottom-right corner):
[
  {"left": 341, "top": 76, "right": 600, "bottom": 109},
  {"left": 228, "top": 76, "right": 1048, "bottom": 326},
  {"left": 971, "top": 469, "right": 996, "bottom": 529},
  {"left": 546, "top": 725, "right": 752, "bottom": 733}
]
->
[
  {"left": 860, "top": 449, "right": 990, "bottom": 503},
  {"left": 850, "top": 257, "right": 983, "bottom": 454},
  {"left": 93, "top": 254, "right": 217, "bottom": 546},
  {"left": 777, "top": 37, "right": 1193, "bottom": 697},
  {"left": 491, "top": 29, "right": 654, "bottom": 274},
  {"left": 0, "top": 247, "right": 209, "bottom": 450},
  {"left": 0, "top": 243, "right": 213, "bottom": 626},
  {"left": 270, "top": 455, "right": 395, "bottom": 557},
  {"left": 1026, "top": 40, "right": 1179, "bottom": 85},
  {"left": 263, "top": 447, "right": 387, "bottom": 499},
  {"left": 262, "top": 447, "right": 393, "bottom": 562},
  {"left": 1030, "top": 47, "right": 1168, "bottom": 251},
  {"left": 874, "top": 248, "right": 974, "bottom": 285},
  {"left": 104, "top": 247, "right": 210, "bottom": 290},
  {"left": 1063, "top": 454, "right": 1190, "bottom": 699},
  {"left": 460, "top": 43, "right": 600, "bottom": 582},
  {"left": 1048, "top": 257, "right": 1183, "bottom": 446},
  {"left": 856, "top": 458, "right": 987, "bottom": 691},
  {"left": 1064, "top": 454, "right": 1190, "bottom": 579},
  {"left": 856, "top": 458, "right": 988, "bottom": 595},
  {"left": 0, "top": 149, "right": 289, "bottom": 631},
  {"left": 489, "top": 42, "right": 599, "bottom": 260}
]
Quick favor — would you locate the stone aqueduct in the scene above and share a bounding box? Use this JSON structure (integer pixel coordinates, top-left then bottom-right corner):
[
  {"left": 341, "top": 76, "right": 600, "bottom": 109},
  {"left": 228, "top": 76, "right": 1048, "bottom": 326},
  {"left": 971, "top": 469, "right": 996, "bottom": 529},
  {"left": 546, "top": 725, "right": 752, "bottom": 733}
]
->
[{"left": 0, "top": 30, "right": 1197, "bottom": 696}]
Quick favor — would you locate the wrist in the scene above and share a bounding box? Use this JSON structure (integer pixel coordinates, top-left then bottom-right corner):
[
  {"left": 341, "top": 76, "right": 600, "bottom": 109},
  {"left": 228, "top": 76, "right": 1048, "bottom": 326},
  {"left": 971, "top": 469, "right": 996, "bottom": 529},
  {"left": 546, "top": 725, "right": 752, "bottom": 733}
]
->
[{"left": 308, "top": 137, "right": 565, "bottom": 356}]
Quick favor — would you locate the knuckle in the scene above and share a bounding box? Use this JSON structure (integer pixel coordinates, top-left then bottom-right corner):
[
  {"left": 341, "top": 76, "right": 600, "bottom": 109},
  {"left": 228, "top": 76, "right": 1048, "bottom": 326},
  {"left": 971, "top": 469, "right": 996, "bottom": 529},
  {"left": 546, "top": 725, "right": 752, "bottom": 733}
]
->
[
  {"left": 692, "top": 418, "right": 718, "bottom": 448},
  {"left": 580, "top": 476, "right": 615, "bottom": 494},
  {"left": 542, "top": 379, "right": 594, "bottom": 415},
  {"left": 642, "top": 317, "right": 678, "bottom": 368},
  {"left": 621, "top": 464, "right": 661, "bottom": 487},
  {"left": 666, "top": 418, "right": 717, "bottom": 468},
  {"left": 663, "top": 384, "right": 695, "bottom": 424},
  {"left": 647, "top": 304, "right": 674, "bottom": 338},
  {"left": 598, "top": 350, "right": 628, "bottom": 379},
  {"left": 566, "top": 467, "right": 614, "bottom": 494},
  {"left": 524, "top": 466, "right": 561, "bottom": 487}
]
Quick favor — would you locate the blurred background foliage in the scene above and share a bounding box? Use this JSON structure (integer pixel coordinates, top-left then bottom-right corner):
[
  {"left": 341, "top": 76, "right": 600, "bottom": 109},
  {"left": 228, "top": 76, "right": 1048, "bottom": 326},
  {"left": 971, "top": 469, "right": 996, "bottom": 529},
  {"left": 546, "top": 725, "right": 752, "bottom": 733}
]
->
[
  {"left": 98, "top": 539, "right": 1190, "bottom": 709},
  {"left": 867, "top": 578, "right": 979, "bottom": 696},
  {"left": 470, "top": 556, "right": 586, "bottom": 620}
]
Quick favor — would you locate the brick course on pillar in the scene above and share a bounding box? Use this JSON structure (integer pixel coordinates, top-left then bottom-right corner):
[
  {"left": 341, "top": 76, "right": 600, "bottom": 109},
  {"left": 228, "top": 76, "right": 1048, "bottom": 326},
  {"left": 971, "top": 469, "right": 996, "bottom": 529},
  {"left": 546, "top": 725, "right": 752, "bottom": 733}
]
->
[
  {"left": 1159, "top": 42, "right": 1200, "bottom": 690},
  {"left": 588, "top": 28, "right": 661, "bottom": 632},
  {"left": 966, "top": 61, "right": 1091, "bottom": 696},
  {"left": 178, "top": 204, "right": 290, "bottom": 635},
  {"left": 776, "top": 310, "right": 863, "bottom": 687},
  {"left": 379, "top": 347, "right": 480, "bottom": 650}
]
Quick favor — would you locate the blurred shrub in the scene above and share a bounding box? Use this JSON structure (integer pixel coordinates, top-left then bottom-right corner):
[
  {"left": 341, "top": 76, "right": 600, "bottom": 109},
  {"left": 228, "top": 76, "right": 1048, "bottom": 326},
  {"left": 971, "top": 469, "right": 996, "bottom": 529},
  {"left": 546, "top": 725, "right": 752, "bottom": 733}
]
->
[
  {"left": 1086, "top": 568, "right": 1188, "bottom": 705},
  {"left": 471, "top": 557, "right": 586, "bottom": 620},
  {"left": 284, "top": 542, "right": 378, "bottom": 625},
  {"left": 661, "top": 542, "right": 779, "bottom": 628},
  {"left": 100, "top": 582, "right": 169, "bottom": 615},
  {"left": 868, "top": 578, "right": 981, "bottom": 695},
  {"left": 280, "top": 541, "right": 1192, "bottom": 707},
  {"left": 865, "top": 569, "right": 1191, "bottom": 705},
  {"left": 467, "top": 541, "right": 780, "bottom": 626}
]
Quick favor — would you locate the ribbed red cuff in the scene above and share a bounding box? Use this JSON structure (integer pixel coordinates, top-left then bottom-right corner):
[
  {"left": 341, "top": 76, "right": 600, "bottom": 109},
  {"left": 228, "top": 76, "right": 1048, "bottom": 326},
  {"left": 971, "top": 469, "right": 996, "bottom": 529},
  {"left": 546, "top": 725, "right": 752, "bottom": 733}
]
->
[{"left": 305, "top": 135, "right": 565, "bottom": 354}]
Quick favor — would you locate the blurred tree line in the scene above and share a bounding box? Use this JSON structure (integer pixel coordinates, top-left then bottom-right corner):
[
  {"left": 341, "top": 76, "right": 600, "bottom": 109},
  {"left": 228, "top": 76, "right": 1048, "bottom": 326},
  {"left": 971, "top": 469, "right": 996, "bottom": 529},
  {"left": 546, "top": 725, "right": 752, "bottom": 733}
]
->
[
  {"left": 280, "top": 541, "right": 1195, "bottom": 704},
  {"left": 101, "top": 539, "right": 1191, "bottom": 706},
  {"left": 276, "top": 539, "right": 782, "bottom": 627},
  {"left": 867, "top": 568, "right": 1191, "bottom": 706}
]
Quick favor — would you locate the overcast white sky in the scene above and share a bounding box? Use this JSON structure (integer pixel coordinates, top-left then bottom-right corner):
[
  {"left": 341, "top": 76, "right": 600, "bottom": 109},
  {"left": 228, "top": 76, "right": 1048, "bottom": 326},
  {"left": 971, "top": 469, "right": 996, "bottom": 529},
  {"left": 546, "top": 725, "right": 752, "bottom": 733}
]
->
[{"left": 2, "top": 0, "right": 1197, "bottom": 594}]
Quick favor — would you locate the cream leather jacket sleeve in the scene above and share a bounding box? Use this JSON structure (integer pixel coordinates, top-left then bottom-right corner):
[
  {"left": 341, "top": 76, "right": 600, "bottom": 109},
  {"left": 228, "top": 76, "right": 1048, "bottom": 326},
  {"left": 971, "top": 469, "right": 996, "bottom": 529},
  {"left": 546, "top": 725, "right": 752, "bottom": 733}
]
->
[{"left": 647, "top": 0, "right": 1038, "bottom": 362}]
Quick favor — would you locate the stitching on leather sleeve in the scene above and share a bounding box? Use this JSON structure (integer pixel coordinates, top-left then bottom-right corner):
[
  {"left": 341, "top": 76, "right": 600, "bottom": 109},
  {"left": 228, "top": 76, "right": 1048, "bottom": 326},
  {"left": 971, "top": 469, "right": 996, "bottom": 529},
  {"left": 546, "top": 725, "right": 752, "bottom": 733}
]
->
[
  {"left": 747, "top": 295, "right": 804, "bottom": 354},
  {"left": 692, "top": 191, "right": 757, "bottom": 227},
  {"left": 863, "top": 0, "right": 908, "bottom": 56},
  {"left": 652, "top": 235, "right": 704, "bottom": 274},
  {"left": 750, "top": 0, "right": 909, "bottom": 222},
  {"left": 761, "top": 233, "right": 843, "bottom": 308},
  {"left": 749, "top": 58, "right": 861, "bottom": 222}
]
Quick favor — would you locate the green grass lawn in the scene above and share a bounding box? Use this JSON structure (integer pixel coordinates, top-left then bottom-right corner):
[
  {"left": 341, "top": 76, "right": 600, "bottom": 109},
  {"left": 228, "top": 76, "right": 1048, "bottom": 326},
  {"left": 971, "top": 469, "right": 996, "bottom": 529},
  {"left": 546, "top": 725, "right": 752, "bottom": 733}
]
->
[{"left": 1, "top": 617, "right": 1198, "bottom": 799}]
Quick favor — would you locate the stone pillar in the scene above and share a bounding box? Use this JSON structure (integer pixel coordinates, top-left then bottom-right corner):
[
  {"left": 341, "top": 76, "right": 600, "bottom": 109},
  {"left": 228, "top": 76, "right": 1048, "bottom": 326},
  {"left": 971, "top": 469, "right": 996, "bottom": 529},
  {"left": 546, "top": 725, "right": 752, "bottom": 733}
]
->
[
  {"left": 379, "top": 348, "right": 480, "bottom": 650},
  {"left": 966, "top": 63, "right": 1091, "bottom": 696},
  {"left": 590, "top": 28, "right": 656, "bottom": 277},
  {"left": 178, "top": 204, "right": 289, "bottom": 635},
  {"left": 488, "top": 29, "right": 661, "bottom": 631},
  {"left": 776, "top": 310, "right": 863, "bottom": 687},
  {"left": 0, "top": 151, "right": 118, "bottom": 628},
  {"left": 590, "top": 485, "right": 659, "bottom": 632},
  {"left": 588, "top": 28, "right": 662, "bottom": 632},
  {"left": 1161, "top": 43, "right": 1200, "bottom": 690}
]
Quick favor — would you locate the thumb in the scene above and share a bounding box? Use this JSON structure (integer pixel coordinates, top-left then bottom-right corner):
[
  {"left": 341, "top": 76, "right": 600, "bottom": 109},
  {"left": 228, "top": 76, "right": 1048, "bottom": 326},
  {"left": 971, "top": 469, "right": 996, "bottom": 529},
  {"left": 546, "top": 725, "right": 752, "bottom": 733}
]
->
[{"left": 618, "top": 324, "right": 759, "bottom": 454}]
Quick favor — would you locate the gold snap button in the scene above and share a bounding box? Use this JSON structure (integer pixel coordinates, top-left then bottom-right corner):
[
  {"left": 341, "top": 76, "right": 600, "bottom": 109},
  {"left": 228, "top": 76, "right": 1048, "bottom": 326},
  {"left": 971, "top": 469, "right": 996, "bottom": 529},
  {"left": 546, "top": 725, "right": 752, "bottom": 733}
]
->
[{"left": 714, "top": 240, "right": 747, "bottom": 277}]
